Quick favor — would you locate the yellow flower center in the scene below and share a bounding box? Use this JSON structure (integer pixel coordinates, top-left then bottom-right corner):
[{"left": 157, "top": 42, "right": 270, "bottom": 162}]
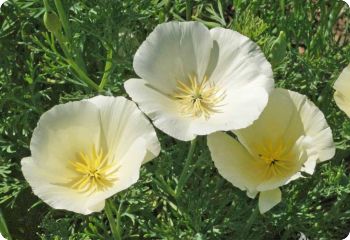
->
[
  {"left": 173, "top": 75, "right": 225, "bottom": 119},
  {"left": 257, "top": 142, "right": 293, "bottom": 178},
  {"left": 66, "top": 146, "right": 119, "bottom": 194}
]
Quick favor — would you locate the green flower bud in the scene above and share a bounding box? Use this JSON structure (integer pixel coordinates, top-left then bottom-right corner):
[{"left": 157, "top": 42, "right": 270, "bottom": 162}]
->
[
  {"left": 44, "top": 11, "right": 61, "bottom": 33},
  {"left": 269, "top": 31, "right": 287, "bottom": 67}
]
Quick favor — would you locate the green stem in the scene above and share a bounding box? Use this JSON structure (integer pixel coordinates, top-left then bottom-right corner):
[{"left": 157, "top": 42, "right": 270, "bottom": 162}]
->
[
  {"left": 105, "top": 199, "right": 122, "bottom": 240},
  {"left": 185, "top": 0, "right": 192, "bottom": 20},
  {"left": 54, "top": 31, "right": 70, "bottom": 57},
  {"left": 54, "top": 0, "right": 86, "bottom": 71},
  {"left": 68, "top": 59, "right": 100, "bottom": 91},
  {"left": 54, "top": 0, "right": 71, "bottom": 39},
  {"left": 43, "top": 0, "right": 50, "bottom": 10},
  {"left": 176, "top": 138, "right": 197, "bottom": 197},
  {"left": 99, "top": 47, "right": 113, "bottom": 91},
  {"left": 54, "top": 31, "right": 99, "bottom": 91}
]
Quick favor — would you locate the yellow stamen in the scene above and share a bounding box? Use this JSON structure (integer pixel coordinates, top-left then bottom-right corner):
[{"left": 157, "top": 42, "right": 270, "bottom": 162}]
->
[
  {"left": 173, "top": 75, "right": 225, "bottom": 119},
  {"left": 65, "top": 145, "right": 119, "bottom": 195},
  {"left": 257, "top": 142, "right": 292, "bottom": 178}
]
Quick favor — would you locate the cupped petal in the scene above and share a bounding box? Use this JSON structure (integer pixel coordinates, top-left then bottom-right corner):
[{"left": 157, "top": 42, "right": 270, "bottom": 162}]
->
[
  {"left": 333, "top": 64, "right": 350, "bottom": 118},
  {"left": 125, "top": 78, "right": 196, "bottom": 141},
  {"left": 30, "top": 101, "right": 102, "bottom": 178},
  {"left": 334, "top": 91, "right": 350, "bottom": 118},
  {"left": 133, "top": 21, "right": 213, "bottom": 94},
  {"left": 86, "top": 96, "right": 160, "bottom": 163},
  {"left": 207, "top": 132, "right": 265, "bottom": 193},
  {"left": 207, "top": 27, "right": 273, "bottom": 92},
  {"left": 258, "top": 188, "right": 282, "bottom": 214},
  {"left": 76, "top": 137, "right": 148, "bottom": 211},
  {"left": 235, "top": 88, "right": 335, "bottom": 163},
  {"left": 234, "top": 88, "right": 303, "bottom": 157},
  {"left": 287, "top": 89, "right": 335, "bottom": 162},
  {"left": 22, "top": 138, "right": 147, "bottom": 215},
  {"left": 21, "top": 157, "right": 102, "bottom": 215},
  {"left": 190, "top": 86, "right": 269, "bottom": 135}
]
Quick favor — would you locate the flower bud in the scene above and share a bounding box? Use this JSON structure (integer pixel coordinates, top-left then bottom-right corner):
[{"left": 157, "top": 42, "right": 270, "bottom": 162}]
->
[
  {"left": 43, "top": 11, "right": 61, "bottom": 33},
  {"left": 269, "top": 31, "right": 287, "bottom": 67}
]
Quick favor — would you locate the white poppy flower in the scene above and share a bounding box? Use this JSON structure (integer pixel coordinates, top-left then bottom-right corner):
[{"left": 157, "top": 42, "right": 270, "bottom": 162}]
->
[
  {"left": 124, "top": 21, "right": 274, "bottom": 141},
  {"left": 334, "top": 64, "right": 350, "bottom": 117},
  {"left": 21, "top": 96, "right": 160, "bottom": 215},
  {"left": 208, "top": 89, "right": 335, "bottom": 213}
]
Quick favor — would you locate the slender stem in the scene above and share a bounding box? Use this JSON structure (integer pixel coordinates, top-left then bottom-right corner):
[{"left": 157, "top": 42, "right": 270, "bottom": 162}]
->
[
  {"left": 43, "top": 0, "right": 50, "bottom": 10},
  {"left": 54, "top": 0, "right": 71, "bottom": 39},
  {"left": 54, "top": 31, "right": 71, "bottom": 57},
  {"left": 68, "top": 59, "right": 100, "bottom": 91},
  {"left": 54, "top": 31, "right": 99, "bottom": 91},
  {"left": 99, "top": 47, "right": 113, "bottom": 91},
  {"left": 105, "top": 199, "right": 122, "bottom": 240},
  {"left": 185, "top": 0, "right": 192, "bottom": 20},
  {"left": 176, "top": 138, "right": 197, "bottom": 197},
  {"left": 54, "top": 0, "right": 87, "bottom": 71}
]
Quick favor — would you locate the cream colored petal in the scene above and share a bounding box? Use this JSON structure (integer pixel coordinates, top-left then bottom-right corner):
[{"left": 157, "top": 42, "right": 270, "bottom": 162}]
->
[
  {"left": 87, "top": 200, "right": 105, "bottom": 213},
  {"left": 86, "top": 96, "right": 160, "bottom": 164},
  {"left": 235, "top": 89, "right": 303, "bottom": 157},
  {"left": 84, "top": 138, "right": 147, "bottom": 207},
  {"left": 247, "top": 190, "right": 258, "bottom": 199},
  {"left": 111, "top": 137, "right": 147, "bottom": 190},
  {"left": 21, "top": 157, "right": 101, "bottom": 215},
  {"left": 207, "top": 132, "right": 264, "bottom": 193},
  {"left": 208, "top": 28, "right": 273, "bottom": 92},
  {"left": 287, "top": 89, "right": 335, "bottom": 162},
  {"left": 133, "top": 21, "right": 213, "bottom": 94},
  {"left": 22, "top": 137, "right": 147, "bottom": 215},
  {"left": 190, "top": 86, "right": 269, "bottom": 135},
  {"left": 29, "top": 101, "right": 102, "bottom": 178},
  {"left": 125, "top": 78, "right": 196, "bottom": 141},
  {"left": 258, "top": 188, "right": 282, "bottom": 214},
  {"left": 334, "top": 65, "right": 350, "bottom": 117},
  {"left": 334, "top": 91, "right": 350, "bottom": 117},
  {"left": 235, "top": 88, "right": 335, "bottom": 163}
]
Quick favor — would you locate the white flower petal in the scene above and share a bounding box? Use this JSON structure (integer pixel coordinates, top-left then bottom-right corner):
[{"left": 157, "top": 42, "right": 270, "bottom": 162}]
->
[
  {"left": 235, "top": 88, "right": 335, "bottom": 163},
  {"left": 86, "top": 96, "right": 160, "bottom": 163},
  {"left": 128, "top": 23, "right": 274, "bottom": 141},
  {"left": 30, "top": 101, "right": 102, "bottom": 177},
  {"left": 235, "top": 89, "right": 303, "bottom": 157},
  {"left": 22, "top": 157, "right": 100, "bottom": 215},
  {"left": 125, "top": 78, "right": 196, "bottom": 141},
  {"left": 207, "top": 132, "right": 264, "bottom": 193},
  {"left": 133, "top": 21, "right": 213, "bottom": 93},
  {"left": 334, "top": 65, "right": 350, "bottom": 117},
  {"left": 190, "top": 86, "right": 269, "bottom": 135},
  {"left": 287, "top": 89, "right": 335, "bottom": 162},
  {"left": 258, "top": 188, "right": 282, "bottom": 214},
  {"left": 110, "top": 137, "right": 147, "bottom": 190},
  {"left": 22, "top": 97, "right": 158, "bottom": 215},
  {"left": 208, "top": 28, "right": 273, "bottom": 91},
  {"left": 73, "top": 137, "right": 148, "bottom": 210}
]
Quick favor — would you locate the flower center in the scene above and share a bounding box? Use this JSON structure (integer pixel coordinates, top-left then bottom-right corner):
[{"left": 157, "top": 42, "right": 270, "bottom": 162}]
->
[
  {"left": 173, "top": 75, "right": 225, "bottom": 119},
  {"left": 257, "top": 142, "right": 291, "bottom": 178},
  {"left": 66, "top": 146, "right": 119, "bottom": 194}
]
